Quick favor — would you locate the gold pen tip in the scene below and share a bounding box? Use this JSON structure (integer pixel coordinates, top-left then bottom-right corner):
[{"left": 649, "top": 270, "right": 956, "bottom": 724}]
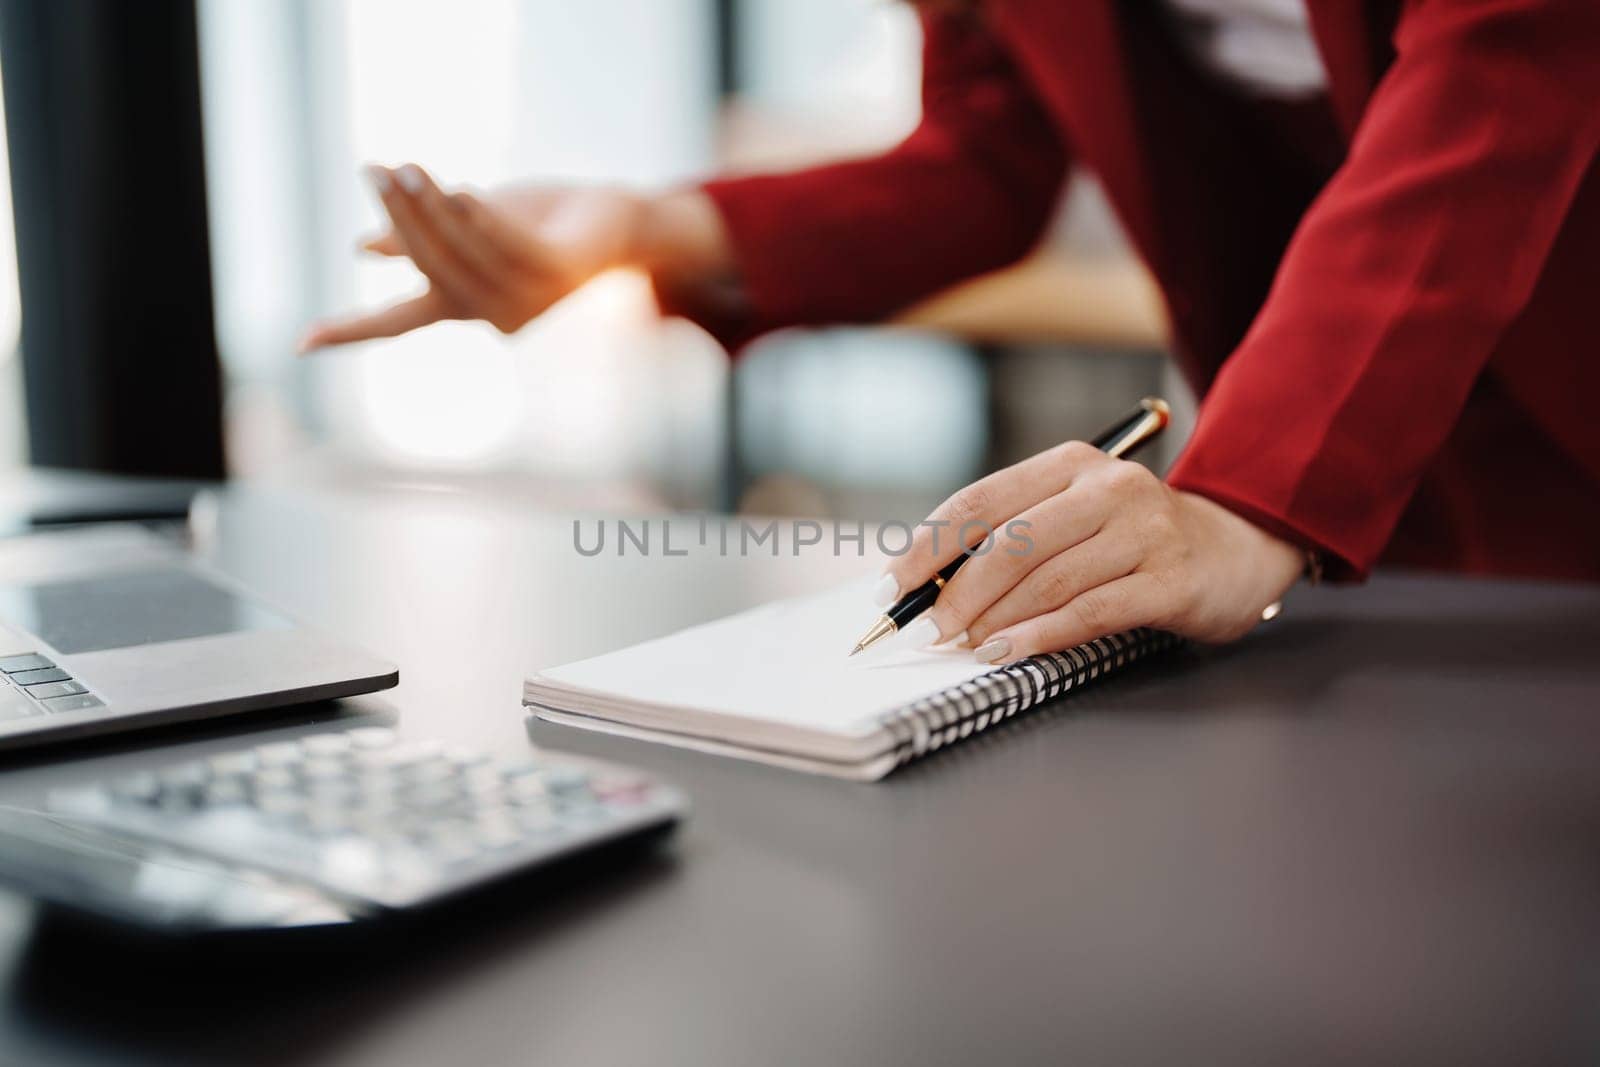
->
[{"left": 849, "top": 615, "right": 898, "bottom": 659}]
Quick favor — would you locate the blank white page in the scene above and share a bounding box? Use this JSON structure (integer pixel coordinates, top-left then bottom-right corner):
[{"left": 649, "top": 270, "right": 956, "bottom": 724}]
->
[{"left": 534, "top": 578, "right": 998, "bottom": 737}]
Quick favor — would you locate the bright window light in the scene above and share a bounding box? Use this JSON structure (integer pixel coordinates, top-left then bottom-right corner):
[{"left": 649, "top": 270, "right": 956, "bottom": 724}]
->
[{"left": 0, "top": 63, "right": 25, "bottom": 470}]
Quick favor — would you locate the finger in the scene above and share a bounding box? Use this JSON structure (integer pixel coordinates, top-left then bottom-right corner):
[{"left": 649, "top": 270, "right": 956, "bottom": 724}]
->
[
  {"left": 297, "top": 292, "right": 446, "bottom": 352},
  {"left": 359, "top": 230, "right": 405, "bottom": 257},
  {"left": 371, "top": 164, "right": 492, "bottom": 310},
  {"left": 974, "top": 572, "right": 1168, "bottom": 664},
  {"left": 399, "top": 166, "right": 521, "bottom": 290},
  {"left": 881, "top": 440, "right": 1113, "bottom": 601},
  {"left": 915, "top": 484, "right": 1114, "bottom": 643},
  {"left": 965, "top": 530, "right": 1142, "bottom": 646}
]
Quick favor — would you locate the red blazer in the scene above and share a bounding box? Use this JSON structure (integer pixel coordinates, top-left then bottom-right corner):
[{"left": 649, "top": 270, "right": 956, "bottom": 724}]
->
[{"left": 676, "top": 0, "right": 1600, "bottom": 582}]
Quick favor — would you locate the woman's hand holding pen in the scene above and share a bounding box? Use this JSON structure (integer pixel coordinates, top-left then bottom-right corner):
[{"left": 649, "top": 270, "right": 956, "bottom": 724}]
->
[
  {"left": 299, "top": 164, "right": 729, "bottom": 352},
  {"left": 878, "top": 442, "right": 1304, "bottom": 664}
]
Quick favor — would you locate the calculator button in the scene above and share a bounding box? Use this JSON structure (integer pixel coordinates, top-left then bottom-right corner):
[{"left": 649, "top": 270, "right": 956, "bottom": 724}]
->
[
  {"left": 13, "top": 668, "right": 70, "bottom": 687},
  {"left": 512, "top": 807, "right": 558, "bottom": 834},
  {"left": 41, "top": 693, "right": 104, "bottom": 714},
  {"left": 23, "top": 680, "right": 87, "bottom": 700},
  {"left": 202, "top": 778, "right": 250, "bottom": 806},
  {"left": 304, "top": 807, "right": 352, "bottom": 836},
  {"left": 347, "top": 727, "right": 397, "bottom": 749},
  {"left": 472, "top": 822, "right": 521, "bottom": 851},
  {"left": 349, "top": 748, "right": 397, "bottom": 772},
  {"left": 462, "top": 766, "right": 502, "bottom": 795},
  {"left": 405, "top": 781, "right": 462, "bottom": 810},
  {"left": 300, "top": 756, "right": 346, "bottom": 780},
  {"left": 504, "top": 775, "right": 548, "bottom": 802},
  {"left": 415, "top": 827, "right": 477, "bottom": 865},
  {"left": 305, "top": 779, "right": 361, "bottom": 807},
  {"left": 159, "top": 761, "right": 211, "bottom": 790},
  {"left": 253, "top": 766, "right": 296, "bottom": 791},
  {"left": 253, "top": 794, "right": 304, "bottom": 822},
  {"left": 540, "top": 766, "right": 592, "bottom": 793},
  {"left": 555, "top": 799, "right": 605, "bottom": 823},
  {"left": 0, "top": 654, "right": 54, "bottom": 674},
  {"left": 348, "top": 793, "right": 402, "bottom": 820},
  {"left": 300, "top": 734, "right": 352, "bottom": 757},
  {"left": 207, "top": 751, "right": 258, "bottom": 777},
  {"left": 110, "top": 772, "right": 162, "bottom": 803},
  {"left": 254, "top": 741, "right": 302, "bottom": 767},
  {"left": 404, "top": 760, "right": 455, "bottom": 786}
]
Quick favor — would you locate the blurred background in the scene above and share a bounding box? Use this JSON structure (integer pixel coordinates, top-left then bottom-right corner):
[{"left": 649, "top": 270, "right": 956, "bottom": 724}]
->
[{"left": 0, "top": 0, "right": 1189, "bottom": 526}]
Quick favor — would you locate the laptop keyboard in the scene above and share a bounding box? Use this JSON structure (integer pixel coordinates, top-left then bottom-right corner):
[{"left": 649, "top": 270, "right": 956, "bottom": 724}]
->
[{"left": 0, "top": 654, "right": 103, "bottom": 718}]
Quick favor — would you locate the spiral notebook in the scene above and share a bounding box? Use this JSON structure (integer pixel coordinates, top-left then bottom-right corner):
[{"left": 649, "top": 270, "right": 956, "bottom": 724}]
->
[{"left": 524, "top": 578, "right": 1178, "bottom": 781}]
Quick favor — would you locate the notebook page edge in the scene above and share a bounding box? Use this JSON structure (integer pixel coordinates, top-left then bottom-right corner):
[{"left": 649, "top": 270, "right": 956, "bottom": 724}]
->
[
  {"left": 532, "top": 707, "right": 898, "bottom": 781},
  {"left": 523, "top": 673, "right": 893, "bottom": 764}
]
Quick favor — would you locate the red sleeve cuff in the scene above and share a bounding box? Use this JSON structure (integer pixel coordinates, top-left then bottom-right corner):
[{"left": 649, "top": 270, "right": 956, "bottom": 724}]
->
[
  {"left": 1165, "top": 472, "right": 1365, "bottom": 583},
  {"left": 648, "top": 251, "right": 764, "bottom": 356}
]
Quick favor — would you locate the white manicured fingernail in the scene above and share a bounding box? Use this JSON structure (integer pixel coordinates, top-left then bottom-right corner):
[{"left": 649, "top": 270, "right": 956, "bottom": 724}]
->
[
  {"left": 364, "top": 164, "right": 392, "bottom": 192},
  {"left": 902, "top": 617, "right": 941, "bottom": 648},
  {"left": 871, "top": 574, "right": 899, "bottom": 608},
  {"left": 973, "top": 638, "right": 1011, "bottom": 664},
  {"left": 396, "top": 164, "right": 425, "bottom": 193}
]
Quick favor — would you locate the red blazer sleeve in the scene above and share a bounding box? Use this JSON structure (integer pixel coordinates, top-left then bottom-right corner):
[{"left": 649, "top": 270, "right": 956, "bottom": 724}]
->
[
  {"left": 666, "top": 10, "right": 1068, "bottom": 352},
  {"left": 1166, "top": 0, "right": 1600, "bottom": 580}
]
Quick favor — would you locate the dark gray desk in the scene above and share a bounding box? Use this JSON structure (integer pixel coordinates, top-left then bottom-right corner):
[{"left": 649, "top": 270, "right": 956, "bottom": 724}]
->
[{"left": 0, "top": 484, "right": 1597, "bottom": 1066}]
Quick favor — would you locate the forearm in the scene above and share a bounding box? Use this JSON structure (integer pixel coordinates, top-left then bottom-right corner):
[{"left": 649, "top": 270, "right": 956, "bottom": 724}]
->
[
  {"left": 629, "top": 188, "right": 736, "bottom": 285},
  {"left": 640, "top": 7, "right": 1067, "bottom": 353}
]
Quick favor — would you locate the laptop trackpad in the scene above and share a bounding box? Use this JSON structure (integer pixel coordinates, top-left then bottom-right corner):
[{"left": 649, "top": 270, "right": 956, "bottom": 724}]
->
[{"left": 0, "top": 567, "right": 291, "bottom": 655}]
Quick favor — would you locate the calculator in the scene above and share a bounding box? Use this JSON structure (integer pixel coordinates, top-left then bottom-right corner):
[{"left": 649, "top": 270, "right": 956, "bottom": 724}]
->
[{"left": 0, "top": 727, "right": 685, "bottom": 931}]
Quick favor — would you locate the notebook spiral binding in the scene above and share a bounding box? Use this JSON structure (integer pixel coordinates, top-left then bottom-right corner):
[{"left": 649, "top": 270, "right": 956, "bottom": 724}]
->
[{"left": 874, "top": 628, "right": 1181, "bottom": 770}]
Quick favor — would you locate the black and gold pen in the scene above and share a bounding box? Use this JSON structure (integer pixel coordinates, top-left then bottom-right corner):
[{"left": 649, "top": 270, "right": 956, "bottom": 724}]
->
[{"left": 848, "top": 397, "right": 1171, "bottom": 657}]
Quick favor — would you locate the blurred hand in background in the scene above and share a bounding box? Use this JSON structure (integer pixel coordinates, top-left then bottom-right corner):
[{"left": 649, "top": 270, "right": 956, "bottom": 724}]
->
[{"left": 299, "top": 164, "right": 729, "bottom": 352}]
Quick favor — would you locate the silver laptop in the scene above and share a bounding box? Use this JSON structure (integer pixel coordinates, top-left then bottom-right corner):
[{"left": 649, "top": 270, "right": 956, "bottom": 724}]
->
[{"left": 0, "top": 524, "right": 397, "bottom": 749}]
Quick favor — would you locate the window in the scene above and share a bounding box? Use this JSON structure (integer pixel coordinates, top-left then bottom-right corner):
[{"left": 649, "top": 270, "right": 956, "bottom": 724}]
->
[{"left": 0, "top": 62, "right": 26, "bottom": 472}]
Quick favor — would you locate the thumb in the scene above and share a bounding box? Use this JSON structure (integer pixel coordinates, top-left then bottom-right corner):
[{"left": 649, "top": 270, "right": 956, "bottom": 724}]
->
[{"left": 359, "top": 230, "right": 405, "bottom": 257}]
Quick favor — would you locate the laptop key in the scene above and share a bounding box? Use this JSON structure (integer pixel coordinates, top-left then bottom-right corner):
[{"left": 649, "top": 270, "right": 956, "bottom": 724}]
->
[
  {"left": 0, "top": 654, "right": 54, "bottom": 674},
  {"left": 11, "top": 668, "right": 70, "bottom": 686},
  {"left": 41, "top": 693, "right": 104, "bottom": 714},
  {"left": 24, "top": 680, "right": 88, "bottom": 700}
]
